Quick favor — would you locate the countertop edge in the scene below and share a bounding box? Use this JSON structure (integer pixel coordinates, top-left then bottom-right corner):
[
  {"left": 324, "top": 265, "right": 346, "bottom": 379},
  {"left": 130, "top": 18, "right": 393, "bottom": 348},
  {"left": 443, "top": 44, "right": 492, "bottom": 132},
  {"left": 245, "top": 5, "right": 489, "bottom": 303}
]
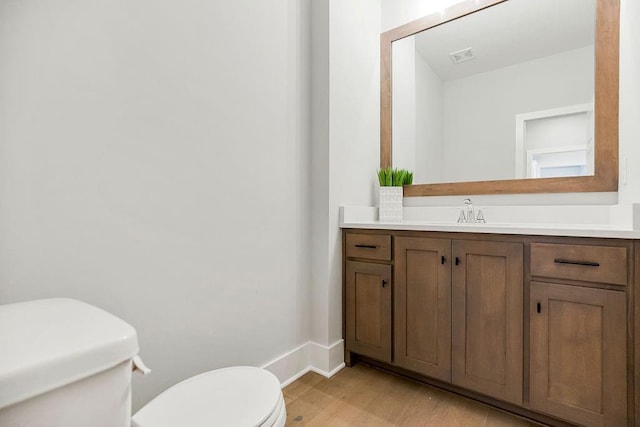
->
[{"left": 339, "top": 221, "right": 640, "bottom": 239}]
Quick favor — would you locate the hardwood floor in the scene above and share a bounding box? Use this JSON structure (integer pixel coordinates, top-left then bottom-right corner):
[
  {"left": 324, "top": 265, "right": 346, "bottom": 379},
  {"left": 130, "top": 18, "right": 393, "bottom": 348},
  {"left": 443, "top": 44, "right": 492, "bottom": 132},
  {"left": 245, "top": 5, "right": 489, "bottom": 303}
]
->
[{"left": 283, "top": 364, "right": 539, "bottom": 426}]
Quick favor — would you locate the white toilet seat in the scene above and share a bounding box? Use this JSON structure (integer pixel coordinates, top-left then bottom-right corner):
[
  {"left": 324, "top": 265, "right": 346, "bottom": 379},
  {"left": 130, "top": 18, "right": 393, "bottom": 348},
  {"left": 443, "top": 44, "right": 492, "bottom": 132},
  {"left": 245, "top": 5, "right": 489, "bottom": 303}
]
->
[{"left": 131, "top": 366, "right": 286, "bottom": 427}]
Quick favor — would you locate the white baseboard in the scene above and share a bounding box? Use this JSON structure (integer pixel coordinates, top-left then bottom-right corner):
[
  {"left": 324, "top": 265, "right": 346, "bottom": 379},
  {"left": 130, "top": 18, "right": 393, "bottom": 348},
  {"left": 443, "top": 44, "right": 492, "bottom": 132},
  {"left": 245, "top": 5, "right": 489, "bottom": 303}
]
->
[
  {"left": 310, "top": 362, "right": 346, "bottom": 378},
  {"left": 261, "top": 339, "right": 345, "bottom": 388}
]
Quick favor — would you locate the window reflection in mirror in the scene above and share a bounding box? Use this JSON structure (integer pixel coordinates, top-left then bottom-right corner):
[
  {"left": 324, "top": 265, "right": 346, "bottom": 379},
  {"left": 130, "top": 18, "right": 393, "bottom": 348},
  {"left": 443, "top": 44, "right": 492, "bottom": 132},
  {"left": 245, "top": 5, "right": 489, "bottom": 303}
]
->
[
  {"left": 391, "top": 0, "right": 596, "bottom": 185},
  {"left": 516, "top": 104, "right": 594, "bottom": 179}
]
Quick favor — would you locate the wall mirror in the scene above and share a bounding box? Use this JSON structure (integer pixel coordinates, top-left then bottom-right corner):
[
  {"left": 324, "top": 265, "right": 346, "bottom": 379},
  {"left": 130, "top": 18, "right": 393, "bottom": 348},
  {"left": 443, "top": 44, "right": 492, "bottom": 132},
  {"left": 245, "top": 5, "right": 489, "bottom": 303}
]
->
[{"left": 380, "top": 0, "right": 619, "bottom": 196}]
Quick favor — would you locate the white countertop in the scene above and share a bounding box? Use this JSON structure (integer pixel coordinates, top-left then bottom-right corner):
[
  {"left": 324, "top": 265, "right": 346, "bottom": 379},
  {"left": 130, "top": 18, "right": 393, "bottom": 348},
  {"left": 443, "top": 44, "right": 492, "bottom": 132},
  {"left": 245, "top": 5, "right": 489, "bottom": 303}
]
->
[{"left": 340, "top": 205, "right": 640, "bottom": 239}]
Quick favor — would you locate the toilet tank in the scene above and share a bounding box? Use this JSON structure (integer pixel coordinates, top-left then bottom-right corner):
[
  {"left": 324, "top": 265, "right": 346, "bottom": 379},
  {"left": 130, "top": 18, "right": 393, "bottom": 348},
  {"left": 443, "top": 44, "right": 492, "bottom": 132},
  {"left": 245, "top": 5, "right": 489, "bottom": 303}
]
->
[{"left": 0, "top": 298, "right": 140, "bottom": 427}]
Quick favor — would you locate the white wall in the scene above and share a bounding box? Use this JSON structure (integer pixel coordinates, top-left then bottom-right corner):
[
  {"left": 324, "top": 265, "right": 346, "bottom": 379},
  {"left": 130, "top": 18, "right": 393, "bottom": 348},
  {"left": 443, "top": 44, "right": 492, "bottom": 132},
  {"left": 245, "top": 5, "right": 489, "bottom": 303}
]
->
[
  {"left": 0, "top": 0, "right": 311, "bottom": 410},
  {"left": 619, "top": 0, "right": 640, "bottom": 203},
  {"left": 310, "top": 0, "right": 331, "bottom": 351},
  {"left": 525, "top": 113, "right": 589, "bottom": 151},
  {"left": 312, "top": 0, "right": 380, "bottom": 348},
  {"left": 392, "top": 40, "right": 444, "bottom": 183},
  {"left": 392, "top": 37, "right": 417, "bottom": 173},
  {"left": 382, "top": 0, "right": 467, "bottom": 32},
  {"left": 442, "top": 46, "right": 593, "bottom": 183},
  {"left": 415, "top": 51, "right": 445, "bottom": 183}
]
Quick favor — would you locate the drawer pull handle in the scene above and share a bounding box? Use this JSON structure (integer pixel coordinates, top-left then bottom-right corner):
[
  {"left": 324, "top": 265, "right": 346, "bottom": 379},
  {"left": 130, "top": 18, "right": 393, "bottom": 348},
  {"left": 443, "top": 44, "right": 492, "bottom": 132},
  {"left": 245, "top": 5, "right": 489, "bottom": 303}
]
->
[
  {"left": 382, "top": 279, "right": 388, "bottom": 288},
  {"left": 455, "top": 257, "right": 460, "bottom": 266},
  {"left": 355, "top": 244, "right": 377, "bottom": 249},
  {"left": 537, "top": 302, "right": 541, "bottom": 314},
  {"left": 553, "top": 258, "right": 600, "bottom": 267},
  {"left": 441, "top": 256, "right": 446, "bottom": 265}
]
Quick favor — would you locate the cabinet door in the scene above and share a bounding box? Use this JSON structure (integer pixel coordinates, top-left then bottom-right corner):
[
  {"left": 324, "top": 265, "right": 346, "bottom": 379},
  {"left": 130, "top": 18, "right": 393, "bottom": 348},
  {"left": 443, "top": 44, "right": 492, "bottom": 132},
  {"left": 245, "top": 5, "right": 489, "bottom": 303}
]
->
[
  {"left": 530, "top": 282, "right": 626, "bottom": 427},
  {"left": 451, "top": 240, "right": 523, "bottom": 405},
  {"left": 345, "top": 261, "right": 392, "bottom": 362},
  {"left": 394, "top": 237, "right": 451, "bottom": 381}
]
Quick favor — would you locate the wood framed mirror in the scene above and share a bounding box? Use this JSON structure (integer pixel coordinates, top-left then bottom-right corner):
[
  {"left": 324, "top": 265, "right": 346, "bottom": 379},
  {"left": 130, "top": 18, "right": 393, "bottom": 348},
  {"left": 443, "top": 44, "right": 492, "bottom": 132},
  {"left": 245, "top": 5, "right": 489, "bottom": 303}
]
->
[{"left": 380, "top": 0, "right": 619, "bottom": 196}]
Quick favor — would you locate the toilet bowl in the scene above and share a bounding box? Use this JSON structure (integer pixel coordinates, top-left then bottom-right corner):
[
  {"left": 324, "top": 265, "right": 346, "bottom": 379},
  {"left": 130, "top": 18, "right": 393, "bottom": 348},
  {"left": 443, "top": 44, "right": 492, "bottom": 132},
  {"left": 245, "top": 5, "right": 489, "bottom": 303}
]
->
[
  {"left": 132, "top": 366, "right": 286, "bottom": 427},
  {"left": 0, "top": 298, "right": 286, "bottom": 427}
]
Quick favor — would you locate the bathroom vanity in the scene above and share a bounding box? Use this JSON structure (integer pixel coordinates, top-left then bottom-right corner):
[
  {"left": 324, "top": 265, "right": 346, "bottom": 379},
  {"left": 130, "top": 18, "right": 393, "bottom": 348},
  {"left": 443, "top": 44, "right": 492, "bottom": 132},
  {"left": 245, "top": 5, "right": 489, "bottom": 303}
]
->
[
  {"left": 352, "top": 0, "right": 631, "bottom": 424},
  {"left": 341, "top": 214, "right": 638, "bottom": 427}
]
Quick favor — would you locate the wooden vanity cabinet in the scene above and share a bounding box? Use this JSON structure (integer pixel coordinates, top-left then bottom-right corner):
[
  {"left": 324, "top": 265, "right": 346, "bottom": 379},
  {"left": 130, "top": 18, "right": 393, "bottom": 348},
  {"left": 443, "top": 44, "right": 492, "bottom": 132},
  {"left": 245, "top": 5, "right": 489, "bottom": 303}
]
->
[
  {"left": 529, "top": 282, "right": 626, "bottom": 427},
  {"left": 528, "top": 242, "right": 629, "bottom": 427},
  {"left": 344, "top": 233, "right": 393, "bottom": 363},
  {"left": 343, "top": 229, "right": 636, "bottom": 426},
  {"left": 451, "top": 240, "right": 524, "bottom": 405},
  {"left": 394, "top": 237, "right": 451, "bottom": 381},
  {"left": 393, "top": 236, "right": 524, "bottom": 401}
]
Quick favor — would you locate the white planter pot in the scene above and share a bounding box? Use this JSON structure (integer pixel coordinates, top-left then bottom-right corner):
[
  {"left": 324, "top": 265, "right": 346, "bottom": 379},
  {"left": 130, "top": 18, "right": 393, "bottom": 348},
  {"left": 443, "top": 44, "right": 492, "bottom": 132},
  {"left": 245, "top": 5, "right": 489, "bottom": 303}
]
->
[{"left": 379, "top": 186, "right": 403, "bottom": 223}]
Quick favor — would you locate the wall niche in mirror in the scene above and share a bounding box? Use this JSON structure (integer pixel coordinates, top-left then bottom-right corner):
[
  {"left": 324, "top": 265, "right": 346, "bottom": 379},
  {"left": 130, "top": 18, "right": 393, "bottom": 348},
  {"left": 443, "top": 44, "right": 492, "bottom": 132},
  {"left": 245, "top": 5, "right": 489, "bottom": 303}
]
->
[{"left": 381, "top": 0, "right": 619, "bottom": 196}]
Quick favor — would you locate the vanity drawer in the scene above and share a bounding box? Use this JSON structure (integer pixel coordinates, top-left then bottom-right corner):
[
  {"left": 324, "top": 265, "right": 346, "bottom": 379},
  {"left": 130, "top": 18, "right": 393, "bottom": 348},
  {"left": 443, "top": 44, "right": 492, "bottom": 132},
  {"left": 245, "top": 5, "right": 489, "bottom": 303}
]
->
[
  {"left": 530, "top": 243, "right": 627, "bottom": 286},
  {"left": 345, "top": 233, "right": 391, "bottom": 261}
]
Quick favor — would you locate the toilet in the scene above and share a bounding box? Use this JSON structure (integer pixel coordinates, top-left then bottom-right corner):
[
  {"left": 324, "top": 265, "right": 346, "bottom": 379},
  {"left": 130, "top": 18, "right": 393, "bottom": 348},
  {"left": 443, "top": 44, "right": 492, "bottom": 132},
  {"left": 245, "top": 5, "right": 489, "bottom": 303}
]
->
[
  {"left": 0, "top": 298, "right": 286, "bottom": 427},
  {"left": 131, "top": 366, "right": 286, "bottom": 427}
]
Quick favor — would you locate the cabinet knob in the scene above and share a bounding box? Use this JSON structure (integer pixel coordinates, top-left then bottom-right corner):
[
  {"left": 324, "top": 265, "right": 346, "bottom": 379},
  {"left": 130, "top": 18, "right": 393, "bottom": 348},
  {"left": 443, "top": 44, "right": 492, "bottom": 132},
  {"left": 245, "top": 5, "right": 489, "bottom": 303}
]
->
[
  {"left": 455, "top": 257, "right": 460, "bottom": 266},
  {"left": 382, "top": 279, "right": 388, "bottom": 288},
  {"left": 441, "top": 256, "right": 446, "bottom": 264}
]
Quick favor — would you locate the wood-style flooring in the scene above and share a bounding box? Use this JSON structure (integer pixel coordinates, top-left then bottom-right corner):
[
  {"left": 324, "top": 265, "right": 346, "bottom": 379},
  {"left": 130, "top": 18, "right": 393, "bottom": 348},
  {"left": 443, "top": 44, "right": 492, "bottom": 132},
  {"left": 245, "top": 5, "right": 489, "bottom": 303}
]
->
[{"left": 283, "top": 364, "right": 539, "bottom": 426}]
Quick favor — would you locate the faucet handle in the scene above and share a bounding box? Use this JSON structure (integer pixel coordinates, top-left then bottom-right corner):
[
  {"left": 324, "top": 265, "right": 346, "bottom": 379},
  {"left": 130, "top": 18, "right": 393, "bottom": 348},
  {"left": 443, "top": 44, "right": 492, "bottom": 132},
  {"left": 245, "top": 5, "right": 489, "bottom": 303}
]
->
[
  {"left": 457, "top": 210, "right": 467, "bottom": 223},
  {"left": 476, "top": 209, "right": 486, "bottom": 224}
]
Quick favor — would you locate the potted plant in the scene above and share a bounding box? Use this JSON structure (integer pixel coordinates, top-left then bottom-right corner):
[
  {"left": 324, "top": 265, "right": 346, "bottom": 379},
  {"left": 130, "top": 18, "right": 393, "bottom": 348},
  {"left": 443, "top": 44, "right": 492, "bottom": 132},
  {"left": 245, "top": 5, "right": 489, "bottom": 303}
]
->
[{"left": 377, "top": 167, "right": 413, "bottom": 222}]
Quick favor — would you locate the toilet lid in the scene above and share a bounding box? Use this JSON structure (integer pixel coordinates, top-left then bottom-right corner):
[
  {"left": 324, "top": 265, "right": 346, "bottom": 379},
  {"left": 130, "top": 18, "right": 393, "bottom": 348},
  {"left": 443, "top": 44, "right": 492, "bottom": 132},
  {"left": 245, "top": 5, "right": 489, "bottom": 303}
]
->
[{"left": 132, "top": 366, "right": 283, "bottom": 427}]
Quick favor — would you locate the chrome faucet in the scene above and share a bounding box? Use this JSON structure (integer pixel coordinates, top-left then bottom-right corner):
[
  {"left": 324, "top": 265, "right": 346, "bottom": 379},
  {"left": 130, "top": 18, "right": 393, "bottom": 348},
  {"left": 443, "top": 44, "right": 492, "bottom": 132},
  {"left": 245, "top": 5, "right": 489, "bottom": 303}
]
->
[
  {"left": 463, "top": 199, "right": 475, "bottom": 223},
  {"left": 457, "top": 198, "right": 486, "bottom": 223}
]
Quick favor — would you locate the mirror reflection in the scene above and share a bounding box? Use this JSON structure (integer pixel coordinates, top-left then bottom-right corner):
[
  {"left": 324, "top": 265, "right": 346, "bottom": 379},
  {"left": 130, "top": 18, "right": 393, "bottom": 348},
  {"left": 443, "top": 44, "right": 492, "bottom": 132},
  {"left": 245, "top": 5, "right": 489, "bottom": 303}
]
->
[{"left": 392, "top": 0, "right": 596, "bottom": 185}]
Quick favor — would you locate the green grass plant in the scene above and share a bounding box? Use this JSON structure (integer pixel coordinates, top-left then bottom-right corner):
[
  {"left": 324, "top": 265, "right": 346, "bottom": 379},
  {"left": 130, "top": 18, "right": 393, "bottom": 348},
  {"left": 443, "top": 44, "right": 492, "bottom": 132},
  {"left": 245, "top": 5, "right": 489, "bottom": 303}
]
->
[{"left": 377, "top": 167, "right": 414, "bottom": 186}]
